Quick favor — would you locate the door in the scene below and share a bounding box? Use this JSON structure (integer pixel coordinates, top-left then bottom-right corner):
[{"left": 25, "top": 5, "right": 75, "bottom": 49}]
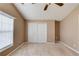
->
[
  {"left": 28, "top": 23, "right": 38, "bottom": 42},
  {"left": 28, "top": 23, "right": 47, "bottom": 43}
]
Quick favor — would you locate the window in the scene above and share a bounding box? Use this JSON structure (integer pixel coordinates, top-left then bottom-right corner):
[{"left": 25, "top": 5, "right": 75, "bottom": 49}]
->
[{"left": 0, "top": 11, "right": 15, "bottom": 52}]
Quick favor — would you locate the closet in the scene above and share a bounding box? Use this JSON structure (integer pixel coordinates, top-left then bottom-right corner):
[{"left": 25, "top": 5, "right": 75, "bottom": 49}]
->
[{"left": 28, "top": 23, "right": 47, "bottom": 43}]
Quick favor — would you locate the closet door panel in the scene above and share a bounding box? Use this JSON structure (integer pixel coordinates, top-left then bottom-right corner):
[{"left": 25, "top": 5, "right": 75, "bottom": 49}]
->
[
  {"left": 28, "top": 23, "right": 47, "bottom": 43},
  {"left": 28, "top": 23, "right": 38, "bottom": 42},
  {"left": 37, "top": 23, "right": 47, "bottom": 42}
]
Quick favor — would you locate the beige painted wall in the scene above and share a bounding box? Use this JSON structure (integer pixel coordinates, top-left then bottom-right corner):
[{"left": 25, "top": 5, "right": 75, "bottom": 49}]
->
[
  {"left": 26, "top": 20, "right": 55, "bottom": 43},
  {"left": 55, "top": 21, "right": 60, "bottom": 43},
  {"left": 60, "top": 5, "right": 79, "bottom": 51},
  {"left": 0, "top": 3, "right": 25, "bottom": 56},
  {"left": 48, "top": 21, "right": 55, "bottom": 42}
]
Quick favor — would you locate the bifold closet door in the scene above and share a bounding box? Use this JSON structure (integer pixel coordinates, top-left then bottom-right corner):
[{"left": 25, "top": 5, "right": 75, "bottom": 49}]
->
[
  {"left": 37, "top": 24, "right": 47, "bottom": 42},
  {"left": 28, "top": 23, "right": 38, "bottom": 43},
  {"left": 28, "top": 23, "right": 47, "bottom": 43}
]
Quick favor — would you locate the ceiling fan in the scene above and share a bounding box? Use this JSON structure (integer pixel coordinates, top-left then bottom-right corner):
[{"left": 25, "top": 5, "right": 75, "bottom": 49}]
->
[
  {"left": 21, "top": 3, "right": 64, "bottom": 11},
  {"left": 32, "top": 3, "right": 64, "bottom": 11},
  {"left": 44, "top": 3, "right": 64, "bottom": 11}
]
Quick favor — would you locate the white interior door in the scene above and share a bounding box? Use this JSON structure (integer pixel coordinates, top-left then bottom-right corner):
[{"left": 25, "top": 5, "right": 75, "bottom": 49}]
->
[
  {"left": 37, "top": 24, "right": 47, "bottom": 42},
  {"left": 28, "top": 23, "right": 38, "bottom": 42},
  {"left": 28, "top": 23, "right": 47, "bottom": 43}
]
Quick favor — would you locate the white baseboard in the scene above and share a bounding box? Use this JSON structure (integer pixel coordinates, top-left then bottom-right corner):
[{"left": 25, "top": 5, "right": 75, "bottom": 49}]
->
[
  {"left": 60, "top": 41, "right": 79, "bottom": 54},
  {"left": 25, "top": 42, "right": 55, "bottom": 45},
  {"left": 7, "top": 42, "right": 25, "bottom": 56}
]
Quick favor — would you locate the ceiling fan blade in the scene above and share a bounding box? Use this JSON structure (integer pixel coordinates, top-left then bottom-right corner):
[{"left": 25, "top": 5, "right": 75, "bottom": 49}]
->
[
  {"left": 49, "top": 3, "right": 51, "bottom": 5},
  {"left": 44, "top": 4, "right": 49, "bottom": 11},
  {"left": 32, "top": 3, "right": 36, "bottom": 4},
  {"left": 55, "top": 3, "right": 64, "bottom": 6},
  {"left": 21, "top": 3, "right": 24, "bottom": 4}
]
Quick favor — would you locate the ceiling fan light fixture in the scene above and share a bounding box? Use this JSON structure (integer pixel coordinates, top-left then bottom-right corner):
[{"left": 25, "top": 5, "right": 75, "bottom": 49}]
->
[
  {"left": 21, "top": 3, "right": 24, "bottom": 4},
  {"left": 55, "top": 3, "right": 64, "bottom": 6}
]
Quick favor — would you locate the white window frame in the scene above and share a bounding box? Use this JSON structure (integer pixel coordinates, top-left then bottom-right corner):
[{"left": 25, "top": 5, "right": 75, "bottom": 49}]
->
[{"left": 0, "top": 11, "right": 15, "bottom": 52}]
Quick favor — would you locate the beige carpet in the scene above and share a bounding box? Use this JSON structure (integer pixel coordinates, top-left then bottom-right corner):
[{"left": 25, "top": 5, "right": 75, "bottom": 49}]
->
[{"left": 8, "top": 42, "right": 79, "bottom": 56}]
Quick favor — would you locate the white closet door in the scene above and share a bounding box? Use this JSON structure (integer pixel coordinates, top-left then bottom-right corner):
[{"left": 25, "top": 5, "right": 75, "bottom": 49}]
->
[
  {"left": 28, "top": 23, "right": 47, "bottom": 43},
  {"left": 37, "top": 24, "right": 47, "bottom": 42},
  {"left": 28, "top": 23, "right": 38, "bottom": 42}
]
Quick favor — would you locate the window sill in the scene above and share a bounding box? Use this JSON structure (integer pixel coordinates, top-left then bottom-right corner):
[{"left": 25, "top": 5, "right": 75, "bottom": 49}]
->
[{"left": 0, "top": 43, "right": 13, "bottom": 52}]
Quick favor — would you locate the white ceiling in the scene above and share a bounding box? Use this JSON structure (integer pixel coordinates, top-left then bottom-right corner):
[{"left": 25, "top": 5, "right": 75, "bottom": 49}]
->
[{"left": 14, "top": 3, "right": 79, "bottom": 21}]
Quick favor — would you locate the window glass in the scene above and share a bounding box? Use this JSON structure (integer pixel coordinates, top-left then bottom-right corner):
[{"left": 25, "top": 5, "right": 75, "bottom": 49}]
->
[{"left": 0, "top": 12, "right": 14, "bottom": 52}]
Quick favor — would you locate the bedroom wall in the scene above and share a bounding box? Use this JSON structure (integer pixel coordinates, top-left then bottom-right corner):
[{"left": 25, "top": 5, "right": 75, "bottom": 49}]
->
[
  {"left": 55, "top": 21, "right": 60, "bottom": 43},
  {"left": 60, "top": 5, "right": 79, "bottom": 51},
  {"left": 0, "top": 3, "right": 25, "bottom": 56}
]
